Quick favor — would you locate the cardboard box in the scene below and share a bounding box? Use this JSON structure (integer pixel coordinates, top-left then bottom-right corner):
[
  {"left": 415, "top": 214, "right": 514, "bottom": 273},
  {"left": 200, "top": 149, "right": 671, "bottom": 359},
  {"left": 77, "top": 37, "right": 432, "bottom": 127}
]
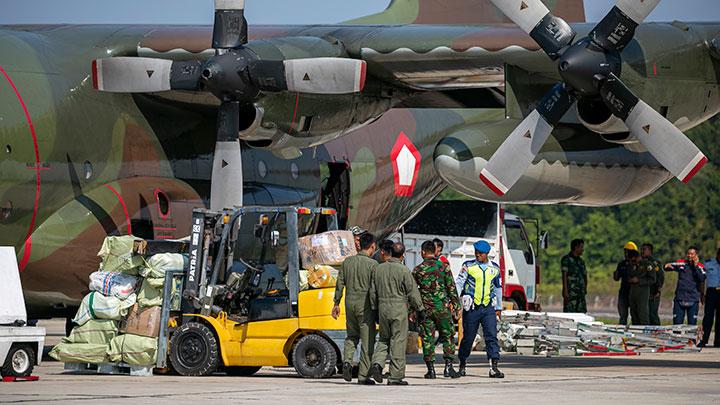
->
[
  {"left": 298, "top": 231, "right": 356, "bottom": 270},
  {"left": 121, "top": 304, "right": 161, "bottom": 338}
]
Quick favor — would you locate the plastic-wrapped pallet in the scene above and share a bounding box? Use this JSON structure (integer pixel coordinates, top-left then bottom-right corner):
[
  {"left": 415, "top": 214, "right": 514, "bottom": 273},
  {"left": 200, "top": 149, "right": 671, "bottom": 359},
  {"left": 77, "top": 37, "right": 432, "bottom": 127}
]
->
[
  {"left": 72, "top": 292, "right": 137, "bottom": 326},
  {"left": 298, "top": 230, "right": 356, "bottom": 269},
  {"left": 97, "top": 236, "right": 147, "bottom": 274},
  {"left": 89, "top": 271, "right": 138, "bottom": 300},
  {"left": 108, "top": 334, "right": 158, "bottom": 365}
]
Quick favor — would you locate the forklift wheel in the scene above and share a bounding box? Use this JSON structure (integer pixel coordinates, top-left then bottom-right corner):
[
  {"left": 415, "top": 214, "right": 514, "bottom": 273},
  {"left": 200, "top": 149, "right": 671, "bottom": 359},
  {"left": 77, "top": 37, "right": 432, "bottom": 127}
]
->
[
  {"left": 1, "top": 344, "right": 35, "bottom": 378},
  {"left": 170, "top": 322, "right": 219, "bottom": 376},
  {"left": 225, "top": 366, "right": 262, "bottom": 376},
  {"left": 292, "top": 334, "right": 337, "bottom": 379}
]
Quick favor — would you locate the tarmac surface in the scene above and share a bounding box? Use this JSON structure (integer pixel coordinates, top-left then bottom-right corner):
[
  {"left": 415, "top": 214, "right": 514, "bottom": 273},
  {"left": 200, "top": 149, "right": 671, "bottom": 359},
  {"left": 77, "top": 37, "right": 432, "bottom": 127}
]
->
[{"left": 2, "top": 348, "right": 718, "bottom": 404}]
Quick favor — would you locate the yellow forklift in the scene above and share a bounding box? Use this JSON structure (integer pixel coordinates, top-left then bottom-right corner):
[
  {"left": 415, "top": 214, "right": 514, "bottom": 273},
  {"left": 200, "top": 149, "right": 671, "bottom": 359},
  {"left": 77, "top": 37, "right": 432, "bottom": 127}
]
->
[{"left": 152, "top": 206, "right": 349, "bottom": 378}]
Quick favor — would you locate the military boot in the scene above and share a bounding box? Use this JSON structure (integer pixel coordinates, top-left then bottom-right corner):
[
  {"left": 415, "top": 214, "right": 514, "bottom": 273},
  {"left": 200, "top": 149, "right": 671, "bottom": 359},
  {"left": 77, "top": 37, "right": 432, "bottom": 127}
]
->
[
  {"left": 458, "top": 360, "right": 467, "bottom": 377},
  {"left": 444, "top": 360, "right": 461, "bottom": 379},
  {"left": 424, "top": 361, "right": 436, "bottom": 379},
  {"left": 370, "top": 363, "right": 384, "bottom": 383},
  {"left": 342, "top": 362, "right": 353, "bottom": 382},
  {"left": 489, "top": 359, "right": 504, "bottom": 379}
]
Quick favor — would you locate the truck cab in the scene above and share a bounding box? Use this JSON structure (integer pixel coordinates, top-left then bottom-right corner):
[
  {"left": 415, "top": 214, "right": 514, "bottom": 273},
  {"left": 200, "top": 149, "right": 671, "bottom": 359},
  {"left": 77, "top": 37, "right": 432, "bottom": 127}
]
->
[{"left": 396, "top": 201, "right": 544, "bottom": 311}]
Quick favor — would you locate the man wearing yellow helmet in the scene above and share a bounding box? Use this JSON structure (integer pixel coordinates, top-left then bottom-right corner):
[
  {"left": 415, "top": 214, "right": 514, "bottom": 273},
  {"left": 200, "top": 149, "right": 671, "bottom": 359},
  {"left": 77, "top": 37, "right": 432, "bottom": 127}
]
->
[{"left": 613, "top": 242, "right": 638, "bottom": 325}]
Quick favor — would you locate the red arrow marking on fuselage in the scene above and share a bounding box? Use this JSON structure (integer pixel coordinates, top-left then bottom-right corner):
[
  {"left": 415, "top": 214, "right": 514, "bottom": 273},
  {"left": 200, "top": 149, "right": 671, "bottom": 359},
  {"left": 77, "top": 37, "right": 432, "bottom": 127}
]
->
[{"left": 0, "top": 64, "right": 42, "bottom": 272}]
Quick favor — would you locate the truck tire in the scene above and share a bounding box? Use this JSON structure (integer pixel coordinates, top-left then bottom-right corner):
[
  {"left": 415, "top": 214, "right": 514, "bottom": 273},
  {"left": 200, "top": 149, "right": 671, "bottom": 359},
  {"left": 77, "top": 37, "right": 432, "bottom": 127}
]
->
[
  {"left": 225, "top": 366, "right": 262, "bottom": 376},
  {"left": 1, "top": 344, "right": 35, "bottom": 378},
  {"left": 170, "top": 322, "right": 219, "bottom": 376},
  {"left": 292, "top": 334, "right": 337, "bottom": 379}
]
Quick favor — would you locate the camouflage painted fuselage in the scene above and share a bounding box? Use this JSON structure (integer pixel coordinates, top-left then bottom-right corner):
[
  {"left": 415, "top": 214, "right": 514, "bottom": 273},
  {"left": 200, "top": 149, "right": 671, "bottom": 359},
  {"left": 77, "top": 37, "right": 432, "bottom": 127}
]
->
[{"left": 0, "top": 10, "right": 718, "bottom": 317}]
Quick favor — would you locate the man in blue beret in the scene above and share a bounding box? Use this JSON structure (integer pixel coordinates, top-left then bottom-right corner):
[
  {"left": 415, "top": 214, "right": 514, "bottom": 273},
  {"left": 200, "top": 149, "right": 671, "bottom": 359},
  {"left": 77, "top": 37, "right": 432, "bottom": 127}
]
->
[{"left": 455, "top": 240, "right": 504, "bottom": 378}]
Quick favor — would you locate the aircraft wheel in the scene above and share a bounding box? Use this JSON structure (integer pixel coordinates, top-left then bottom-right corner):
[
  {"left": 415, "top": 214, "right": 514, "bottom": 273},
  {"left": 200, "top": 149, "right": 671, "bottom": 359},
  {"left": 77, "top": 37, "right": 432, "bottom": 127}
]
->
[
  {"left": 292, "top": 334, "right": 337, "bottom": 379},
  {"left": 170, "top": 322, "right": 219, "bottom": 376},
  {"left": 225, "top": 366, "right": 262, "bottom": 376},
  {"left": 2, "top": 344, "right": 35, "bottom": 378}
]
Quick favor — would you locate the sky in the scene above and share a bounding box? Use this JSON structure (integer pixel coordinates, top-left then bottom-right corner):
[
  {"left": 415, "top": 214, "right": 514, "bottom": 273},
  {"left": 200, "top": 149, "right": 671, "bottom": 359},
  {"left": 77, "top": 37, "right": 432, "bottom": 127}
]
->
[{"left": 1, "top": 0, "right": 719, "bottom": 25}]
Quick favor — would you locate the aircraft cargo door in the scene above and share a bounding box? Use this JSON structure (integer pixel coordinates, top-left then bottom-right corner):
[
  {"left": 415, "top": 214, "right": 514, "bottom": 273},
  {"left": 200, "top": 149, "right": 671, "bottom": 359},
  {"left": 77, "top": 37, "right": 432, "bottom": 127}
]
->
[{"left": 320, "top": 163, "right": 350, "bottom": 230}]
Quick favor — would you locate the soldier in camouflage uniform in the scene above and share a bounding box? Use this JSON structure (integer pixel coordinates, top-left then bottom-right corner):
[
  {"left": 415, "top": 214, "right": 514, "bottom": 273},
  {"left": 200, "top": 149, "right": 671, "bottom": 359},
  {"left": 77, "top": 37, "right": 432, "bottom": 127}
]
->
[
  {"left": 562, "top": 239, "right": 588, "bottom": 313},
  {"left": 412, "top": 241, "right": 461, "bottom": 379},
  {"left": 642, "top": 243, "right": 665, "bottom": 325},
  {"left": 369, "top": 242, "right": 424, "bottom": 386},
  {"left": 628, "top": 249, "right": 657, "bottom": 325}
]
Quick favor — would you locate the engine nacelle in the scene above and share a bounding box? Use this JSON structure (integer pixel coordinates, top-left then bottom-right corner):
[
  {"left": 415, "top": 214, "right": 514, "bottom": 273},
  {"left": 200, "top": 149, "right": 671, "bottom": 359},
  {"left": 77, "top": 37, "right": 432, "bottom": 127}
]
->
[{"left": 576, "top": 98, "right": 630, "bottom": 136}]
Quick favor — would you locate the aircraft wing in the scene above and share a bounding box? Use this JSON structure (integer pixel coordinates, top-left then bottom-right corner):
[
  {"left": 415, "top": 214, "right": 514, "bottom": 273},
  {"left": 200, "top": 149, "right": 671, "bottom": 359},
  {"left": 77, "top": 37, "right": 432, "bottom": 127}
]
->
[
  {"left": 355, "top": 25, "right": 543, "bottom": 90},
  {"left": 137, "top": 25, "right": 550, "bottom": 93}
]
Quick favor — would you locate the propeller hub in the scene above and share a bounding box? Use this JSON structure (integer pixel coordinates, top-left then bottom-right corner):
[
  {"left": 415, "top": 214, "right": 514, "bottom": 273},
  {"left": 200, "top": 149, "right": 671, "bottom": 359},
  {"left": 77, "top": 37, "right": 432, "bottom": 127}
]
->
[
  {"left": 202, "top": 49, "right": 260, "bottom": 102},
  {"left": 558, "top": 38, "right": 622, "bottom": 97}
]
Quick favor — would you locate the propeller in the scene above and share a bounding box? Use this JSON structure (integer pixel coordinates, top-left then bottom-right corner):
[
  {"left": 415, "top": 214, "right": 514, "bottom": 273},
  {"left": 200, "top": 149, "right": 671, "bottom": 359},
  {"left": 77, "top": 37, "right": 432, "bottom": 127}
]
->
[
  {"left": 480, "top": 0, "right": 707, "bottom": 196},
  {"left": 91, "top": 0, "right": 367, "bottom": 211}
]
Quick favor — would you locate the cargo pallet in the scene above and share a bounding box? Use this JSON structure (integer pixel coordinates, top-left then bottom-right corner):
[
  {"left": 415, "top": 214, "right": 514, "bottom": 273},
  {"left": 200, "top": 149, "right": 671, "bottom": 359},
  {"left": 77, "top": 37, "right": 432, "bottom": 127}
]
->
[
  {"left": 60, "top": 270, "right": 183, "bottom": 378},
  {"left": 63, "top": 362, "right": 154, "bottom": 377}
]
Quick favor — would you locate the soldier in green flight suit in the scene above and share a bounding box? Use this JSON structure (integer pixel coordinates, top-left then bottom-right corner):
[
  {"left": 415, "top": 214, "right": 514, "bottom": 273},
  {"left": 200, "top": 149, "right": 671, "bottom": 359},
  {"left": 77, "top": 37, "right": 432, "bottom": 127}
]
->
[
  {"left": 412, "top": 241, "right": 461, "bottom": 380},
  {"left": 628, "top": 249, "right": 657, "bottom": 325},
  {"left": 332, "top": 232, "right": 378, "bottom": 385},
  {"left": 562, "top": 239, "right": 588, "bottom": 313},
  {"left": 369, "top": 242, "right": 424, "bottom": 386},
  {"left": 642, "top": 243, "right": 665, "bottom": 325}
]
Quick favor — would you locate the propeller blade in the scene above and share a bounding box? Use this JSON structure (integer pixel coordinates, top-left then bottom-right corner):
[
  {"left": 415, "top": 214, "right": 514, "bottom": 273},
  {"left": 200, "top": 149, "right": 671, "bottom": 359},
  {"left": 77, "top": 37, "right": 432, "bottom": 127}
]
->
[
  {"left": 600, "top": 73, "right": 708, "bottom": 183},
  {"left": 92, "top": 58, "right": 204, "bottom": 93},
  {"left": 590, "top": 0, "right": 661, "bottom": 51},
  {"left": 251, "top": 58, "right": 367, "bottom": 95},
  {"left": 480, "top": 83, "right": 575, "bottom": 196},
  {"left": 488, "top": 0, "right": 575, "bottom": 60},
  {"left": 210, "top": 101, "right": 244, "bottom": 211},
  {"left": 212, "top": 0, "right": 248, "bottom": 50}
]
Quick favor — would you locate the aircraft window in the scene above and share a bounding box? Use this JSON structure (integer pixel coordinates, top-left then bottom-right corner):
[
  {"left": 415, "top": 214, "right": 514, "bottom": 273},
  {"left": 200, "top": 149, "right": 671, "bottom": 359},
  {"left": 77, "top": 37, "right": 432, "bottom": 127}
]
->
[
  {"left": 505, "top": 220, "right": 533, "bottom": 265},
  {"left": 155, "top": 189, "right": 171, "bottom": 218},
  {"left": 5, "top": 145, "right": 11, "bottom": 154},
  {"left": 1, "top": 201, "right": 12, "bottom": 221},
  {"left": 258, "top": 160, "right": 267, "bottom": 178},
  {"left": 83, "top": 161, "right": 93, "bottom": 180},
  {"left": 291, "top": 163, "right": 299, "bottom": 180}
]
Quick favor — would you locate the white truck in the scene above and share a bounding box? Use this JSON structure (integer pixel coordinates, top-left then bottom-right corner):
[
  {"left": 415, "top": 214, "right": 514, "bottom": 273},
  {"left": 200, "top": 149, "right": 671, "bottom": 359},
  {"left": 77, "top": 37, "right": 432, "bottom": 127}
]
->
[
  {"left": 0, "top": 247, "right": 45, "bottom": 379},
  {"left": 393, "top": 201, "right": 547, "bottom": 311}
]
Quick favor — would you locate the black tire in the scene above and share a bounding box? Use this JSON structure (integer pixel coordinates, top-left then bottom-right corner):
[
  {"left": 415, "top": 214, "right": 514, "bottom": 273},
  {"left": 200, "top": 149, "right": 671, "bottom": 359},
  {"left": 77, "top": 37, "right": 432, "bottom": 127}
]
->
[
  {"left": 2, "top": 344, "right": 35, "bottom": 378},
  {"left": 292, "top": 334, "right": 337, "bottom": 379},
  {"left": 169, "top": 322, "right": 219, "bottom": 376},
  {"left": 225, "top": 366, "right": 262, "bottom": 376}
]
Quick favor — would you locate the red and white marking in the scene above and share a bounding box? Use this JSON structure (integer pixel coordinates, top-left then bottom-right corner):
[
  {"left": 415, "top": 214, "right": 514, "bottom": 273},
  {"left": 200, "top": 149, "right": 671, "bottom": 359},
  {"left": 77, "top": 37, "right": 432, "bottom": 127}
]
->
[{"left": 391, "top": 132, "right": 421, "bottom": 197}]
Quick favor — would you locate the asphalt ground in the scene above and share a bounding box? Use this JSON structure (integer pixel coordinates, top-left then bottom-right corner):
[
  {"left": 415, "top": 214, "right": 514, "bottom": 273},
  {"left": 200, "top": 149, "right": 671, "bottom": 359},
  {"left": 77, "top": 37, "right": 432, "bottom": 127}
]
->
[
  {"left": 2, "top": 350, "right": 718, "bottom": 404},
  {"left": 4, "top": 319, "right": 716, "bottom": 404}
]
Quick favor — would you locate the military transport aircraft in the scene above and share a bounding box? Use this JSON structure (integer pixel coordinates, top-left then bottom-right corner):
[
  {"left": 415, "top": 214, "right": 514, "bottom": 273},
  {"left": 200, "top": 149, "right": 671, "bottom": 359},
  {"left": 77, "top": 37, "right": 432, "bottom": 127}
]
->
[{"left": 1, "top": 0, "right": 718, "bottom": 319}]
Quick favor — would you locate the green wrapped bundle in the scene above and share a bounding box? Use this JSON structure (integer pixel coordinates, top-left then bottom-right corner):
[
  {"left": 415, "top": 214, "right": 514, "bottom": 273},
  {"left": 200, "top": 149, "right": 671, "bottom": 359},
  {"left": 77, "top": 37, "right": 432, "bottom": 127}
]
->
[
  {"left": 108, "top": 334, "right": 158, "bottom": 365},
  {"left": 97, "top": 236, "right": 145, "bottom": 275},
  {"left": 66, "top": 319, "right": 118, "bottom": 345},
  {"left": 49, "top": 342, "right": 109, "bottom": 364},
  {"left": 137, "top": 279, "right": 163, "bottom": 308}
]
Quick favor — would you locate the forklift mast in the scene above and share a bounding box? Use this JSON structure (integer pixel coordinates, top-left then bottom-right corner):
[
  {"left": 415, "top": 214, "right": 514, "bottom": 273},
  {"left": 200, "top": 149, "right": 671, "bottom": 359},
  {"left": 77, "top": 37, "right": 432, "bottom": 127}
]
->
[{"left": 181, "top": 206, "right": 339, "bottom": 320}]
